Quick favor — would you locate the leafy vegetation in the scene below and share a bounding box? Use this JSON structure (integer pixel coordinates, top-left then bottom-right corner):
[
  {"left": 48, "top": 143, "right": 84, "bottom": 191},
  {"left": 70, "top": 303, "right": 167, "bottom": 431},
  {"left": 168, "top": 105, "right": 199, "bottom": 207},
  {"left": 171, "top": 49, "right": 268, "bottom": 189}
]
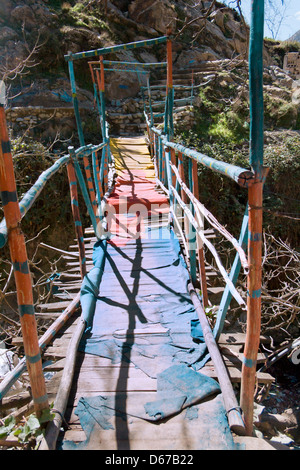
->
[{"left": 0, "top": 407, "right": 54, "bottom": 449}]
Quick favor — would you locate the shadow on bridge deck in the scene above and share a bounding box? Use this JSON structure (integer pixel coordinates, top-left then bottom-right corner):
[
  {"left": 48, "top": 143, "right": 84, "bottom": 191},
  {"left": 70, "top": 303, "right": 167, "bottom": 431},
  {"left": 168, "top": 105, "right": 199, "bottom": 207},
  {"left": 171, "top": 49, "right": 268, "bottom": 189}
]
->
[{"left": 57, "top": 136, "right": 242, "bottom": 450}]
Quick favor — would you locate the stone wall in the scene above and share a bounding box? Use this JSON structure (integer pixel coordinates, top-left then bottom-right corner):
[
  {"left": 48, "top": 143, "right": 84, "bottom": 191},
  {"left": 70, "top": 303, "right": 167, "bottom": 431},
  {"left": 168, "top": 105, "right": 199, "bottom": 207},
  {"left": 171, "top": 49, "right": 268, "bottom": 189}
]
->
[{"left": 5, "top": 105, "right": 78, "bottom": 142}]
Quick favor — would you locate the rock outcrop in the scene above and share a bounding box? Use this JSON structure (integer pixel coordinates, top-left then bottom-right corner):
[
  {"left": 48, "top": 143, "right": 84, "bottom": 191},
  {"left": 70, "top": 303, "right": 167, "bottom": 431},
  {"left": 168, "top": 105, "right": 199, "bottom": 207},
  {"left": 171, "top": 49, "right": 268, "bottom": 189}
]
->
[{"left": 1, "top": 0, "right": 299, "bottom": 140}]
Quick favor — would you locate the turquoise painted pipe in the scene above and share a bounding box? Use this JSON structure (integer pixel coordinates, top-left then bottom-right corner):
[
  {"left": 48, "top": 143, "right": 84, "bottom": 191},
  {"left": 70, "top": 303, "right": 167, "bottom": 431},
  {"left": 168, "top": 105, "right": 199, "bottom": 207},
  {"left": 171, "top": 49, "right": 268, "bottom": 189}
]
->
[
  {"left": 104, "top": 68, "right": 149, "bottom": 74},
  {"left": 68, "top": 59, "right": 85, "bottom": 147},
  {"left": 69, "top": 147, "right": 99, "bottom": 236},
  {"left": 161, "top": 138, "right": 254, "bottom": 188},
  {"left": 103, "top": 60, "right": 167, "bottom": 69},
  {"left": 213, "top": 208, "right": 249, "bottom": 340},
  {"left": 64, "top": 36, "right": 168, "bottom": 62},
  {"left": 0, "top": 155, "right": 69, "bottom": 248},
  {"left": 80, "top": 240, "right": 107, "bottom": 330},
  {"left": 249, "top": 0, "right": 264, "bottom": 176}
]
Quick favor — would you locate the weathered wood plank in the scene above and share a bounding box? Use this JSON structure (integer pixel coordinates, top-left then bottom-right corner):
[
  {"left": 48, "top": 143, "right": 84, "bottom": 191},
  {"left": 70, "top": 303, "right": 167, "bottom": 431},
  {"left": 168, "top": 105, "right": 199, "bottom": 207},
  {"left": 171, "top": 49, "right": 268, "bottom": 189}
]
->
[{"left": 37, "top": 301, "right": 76, "bottom": 311}]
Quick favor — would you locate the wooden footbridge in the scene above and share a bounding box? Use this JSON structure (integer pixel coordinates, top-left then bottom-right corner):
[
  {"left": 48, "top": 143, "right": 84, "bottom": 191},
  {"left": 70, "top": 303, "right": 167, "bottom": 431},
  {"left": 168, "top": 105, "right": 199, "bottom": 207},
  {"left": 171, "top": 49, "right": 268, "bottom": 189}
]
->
[{"left": 0, "top": 1, "right": 278, "bottom": 451}]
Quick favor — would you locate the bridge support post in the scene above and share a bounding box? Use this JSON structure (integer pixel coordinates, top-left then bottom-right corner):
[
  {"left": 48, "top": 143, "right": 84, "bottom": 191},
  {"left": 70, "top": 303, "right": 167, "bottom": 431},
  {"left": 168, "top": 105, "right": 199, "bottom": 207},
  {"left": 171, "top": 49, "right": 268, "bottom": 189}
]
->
[
  {"left": 0, "top": 103, "right": 49, "bottom": 419},
  {"left": 241, "top": 179, "right": 263, "bottom": 435},
  {"left": 69, "top": 146, "right": 99, "bottom": 238},
  {"left": 240, "top": 0, "right": 265, "bottom": 436},
  {"left": 165, "top": 31, "right": 174, "bottom": 139},
  {"left": 191, "top": 160, "right": 208, "bottom": 305},
  {"left": 67, "top": 157, "right": 87, "bottom": 279},
  {"left": 67, "top": 58, "right": 85, "bottom": 147},
  {"left": 214, "top": 208, "right": 249, "bottom": 340},
  {"left": 188, "top": 159, "right": 197, "bottom": 286}
]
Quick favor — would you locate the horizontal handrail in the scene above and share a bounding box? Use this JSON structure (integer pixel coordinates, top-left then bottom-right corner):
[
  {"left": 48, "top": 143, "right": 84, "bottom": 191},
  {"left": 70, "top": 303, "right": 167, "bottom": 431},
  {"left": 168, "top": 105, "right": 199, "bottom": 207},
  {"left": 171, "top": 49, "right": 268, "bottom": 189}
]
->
[
  {"left": 163, "top": 139, "right": 254, "bottom": 188},
  {"left": 102, "top": 60, "right": 167, "bottom": 68},
  {"left": 103, "top": 68, "right": 150, "bottom": 74},
  {"left": 145, "top": 113, "right": 254, "bottom": 188},
  {"left": 0, "top": 155, "right": 69, "bottom": 248},
  {"left": 74, "top": 142, "right": 107, "bottom": 158},
  {"left": 64, "top": 36, "right": 168, "bottom": 62},
  {"left": 151, "top": 97, "right": 194, "bottom": 107},
  {"left": 141, "top": 83, "right": 202, "bottom": 91},
  {"left": 0, "top": 142, "right": 107, "bottom": 248}
]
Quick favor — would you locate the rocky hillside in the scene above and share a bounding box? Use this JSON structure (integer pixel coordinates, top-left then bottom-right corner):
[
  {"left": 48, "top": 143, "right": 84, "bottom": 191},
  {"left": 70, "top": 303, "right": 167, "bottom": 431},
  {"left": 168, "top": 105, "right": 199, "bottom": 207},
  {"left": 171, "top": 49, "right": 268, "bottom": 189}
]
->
[
  {"left": 1, "top": 0, "right": 299, "bottom": 248},
  {"left": 1, "top": 0, "right": 253, "bottom": 106},
  {"left": 1, "top": 1, "right": 298, "bottom": 140}
]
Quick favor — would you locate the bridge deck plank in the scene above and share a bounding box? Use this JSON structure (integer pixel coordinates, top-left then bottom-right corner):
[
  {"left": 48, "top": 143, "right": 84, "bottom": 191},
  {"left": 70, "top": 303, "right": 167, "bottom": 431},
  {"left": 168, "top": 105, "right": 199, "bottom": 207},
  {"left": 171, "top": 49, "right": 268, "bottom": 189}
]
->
[{"left": 41, "top": 137, "right": 274, "bottom": 451}]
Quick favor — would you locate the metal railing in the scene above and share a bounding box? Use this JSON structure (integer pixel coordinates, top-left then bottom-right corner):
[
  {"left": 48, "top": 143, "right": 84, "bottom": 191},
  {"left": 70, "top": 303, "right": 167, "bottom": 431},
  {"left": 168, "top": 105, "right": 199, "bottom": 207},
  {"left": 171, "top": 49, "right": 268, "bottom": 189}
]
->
[{"left": 0, "top": 1, "right": 267, "bottom": 436}]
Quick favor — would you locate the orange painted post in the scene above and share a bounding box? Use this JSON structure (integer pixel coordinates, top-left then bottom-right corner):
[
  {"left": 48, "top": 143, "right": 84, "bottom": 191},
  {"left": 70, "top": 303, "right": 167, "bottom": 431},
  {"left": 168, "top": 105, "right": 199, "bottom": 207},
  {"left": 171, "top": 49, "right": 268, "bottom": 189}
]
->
[
  {"left": 84, "top": 156, "right": 100, "bottom": 221},
  {"left": 73, "top": 62, "right": 99, "bottom": 223},
  {"left": 67, "top": 158, "right": 87, "bottom": 279},
  {"left": 100, "top": 56, "right": 105, "bottom": 94},
  {"left": 167, "top": 36, "right": 173, "bottom": 90},
  {"left": 240, "top": 0, "right": 265, "bottom": 435},
  {"left": 170, "top": 148, "right": 176, "bottom": 188},
  {"left": 0, "top": 104, "right": 49, "bottom": 418},
  {"left": 241, "top": 177, "right": 263, "bottom": 434},
  {"left": 192, "top": 160, "right": 208, "bottom": 307},
  {"left": 94, "top": 151, "right": 104, "bottom": 199},
  {"left": 103, "top": 151, "right": 109, "bottom": 193},
  {"left": 154, "top": 133, "right": 159, "bottom": 175},
  {"left": 97, "top": 57, "right": 109, "bottom": 193}
]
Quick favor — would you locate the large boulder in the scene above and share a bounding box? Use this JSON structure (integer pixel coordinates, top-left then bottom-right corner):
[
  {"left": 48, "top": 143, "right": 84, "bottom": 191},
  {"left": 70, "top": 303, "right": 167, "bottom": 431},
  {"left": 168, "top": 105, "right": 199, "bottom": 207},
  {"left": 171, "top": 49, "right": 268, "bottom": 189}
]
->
[
  {"left": 128, "top": 0, "right": 177, "bottom": 34},
  {"left": 176, "top": 47, "right": 220, "bottom": 68},
  {"left": 10, "top": 1, "right": 58, "bottom": 31},
  {"left": 0, "top": 26, "right": 18, "bottom": 43},
  {"left": 105, "top": 71, "right": 141, "bottom": 100},
  {"left": 10, "top": 4, "right": 37, "bottom": 30}
]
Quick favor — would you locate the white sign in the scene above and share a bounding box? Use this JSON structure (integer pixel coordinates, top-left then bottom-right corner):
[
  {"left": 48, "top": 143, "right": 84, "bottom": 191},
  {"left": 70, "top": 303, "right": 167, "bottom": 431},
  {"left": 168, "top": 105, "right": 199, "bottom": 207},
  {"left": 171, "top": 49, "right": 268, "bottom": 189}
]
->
[{"left": 0, "top": 80, "right": 6, "bottom": 105}]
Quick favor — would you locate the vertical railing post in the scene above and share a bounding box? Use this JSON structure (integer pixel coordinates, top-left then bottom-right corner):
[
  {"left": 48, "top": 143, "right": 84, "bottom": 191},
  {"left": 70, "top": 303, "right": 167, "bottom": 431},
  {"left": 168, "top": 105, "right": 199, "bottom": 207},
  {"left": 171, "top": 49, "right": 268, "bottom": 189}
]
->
[
  {"left": 147, "top": 77, "right": 154, "bottom": 127},
  {"left": 67, "top": 157, "right": 87, "bottom": 279},
  {"left": 0, "top": 103, "right": 49, "bottom": 418},
  {"left": 214, "top": 208, "right": 249, "bottom": 340},
  {"left": 191, "top": 68, "right": 194, "bottom": 106},
  {"left": 178, "top": 152, "right": 190, "bottom": 255},
  {"left": 165, "top": 31, "right": 174, "bottom": 140},
  {"left": 241, "top": 0, "right": 265, "bottom": 436},
  {"left": 191, "top": 160, "right": 208, "bottom": 306},
  {"left": 164, "top": 145, "right": 174, "bottom": 209},
  {"left": 162, "top": 142, "right": 166, "bottom": 187},
  {"left": 68, "top": 58, "right": 85, "bottom": 147},
  {"left": 103, "top": 149, "right": 109, "bottom": 193},
  {"left": 83, "top": 153, "right": 100, "bottom": 224},
  {"left": 188, "top": 159, "right": 197, "bottom": 286},
  {"left": 170, "top": 148, "right": 176, "bottom": 188},
  {"left": 92, "top": 150, "right": 104, "bottom": 204},
  {"left": 69, "top": 146, "right": 99, "bottom": 237},
  {"left": 97, "top": 57, "right": 110, "bottom": 191},
  {"left": 158, "top": 136, "right": 163, "bottom": 182},
  {"left": 68, "top": 59, "right": 100, "bottom": 226},
  {"left": 89, "top": 63, "right": 103, "bottom": 140},
  {"left": 99, "top": 56, "right": 108, "bottom": 145}
]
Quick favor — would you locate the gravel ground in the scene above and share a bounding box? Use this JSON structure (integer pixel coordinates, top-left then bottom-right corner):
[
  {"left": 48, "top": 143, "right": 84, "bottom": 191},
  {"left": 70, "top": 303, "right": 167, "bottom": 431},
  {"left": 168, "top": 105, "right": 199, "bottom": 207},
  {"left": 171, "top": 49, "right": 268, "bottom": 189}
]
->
[{"left": 254, "top": 357, "right": 300, "bottom": 449}]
